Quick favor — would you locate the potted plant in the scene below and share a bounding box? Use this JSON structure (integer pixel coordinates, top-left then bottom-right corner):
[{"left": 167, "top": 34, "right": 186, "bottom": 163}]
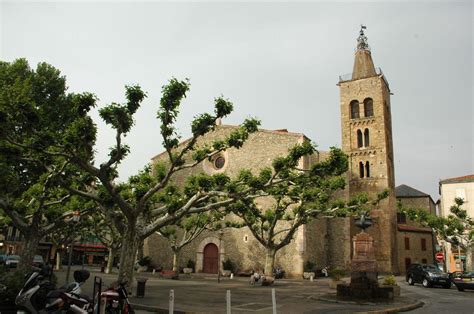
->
[
  {"left": 222, "top": 258, "right": 235, "bottom": 277},
  {"left": 381, "top": 275, "right": 400, "bottom": 296},
  {"left": 183, "top": 259, "right": 195, "bottom": 274},
  {"left": 328, "top": 267, "right": 346, "bottom": 289},
  {"left": 136, "top": 256, "right": 151, "bottom": 272},
  {"left": 303, "top": 261, "right": 316, "bottom": 280}
]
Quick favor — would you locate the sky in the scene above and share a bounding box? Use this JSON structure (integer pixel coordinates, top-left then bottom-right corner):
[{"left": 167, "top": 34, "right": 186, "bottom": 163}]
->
[{"left": 1, "top": 0, "right": 472, "bottom": 200}]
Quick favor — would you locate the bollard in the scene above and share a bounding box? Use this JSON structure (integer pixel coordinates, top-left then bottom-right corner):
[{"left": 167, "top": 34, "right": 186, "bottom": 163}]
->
[
  {"left": 230, "top": 273, "right": 234, "bottom": 279},
  {"left": 153, "top": 269, "right": 156, "bottom": 275},
  {"left": 272, "top": 288, "right": 276, "bottom": 314},
  {"left": 310, "top": 275, "right": 314, "bottom": 282},
  {"left": 226, "top": 290, "right": 231, "bottom": 314},
  {"left": 169, "top": 289, "right": 174, "bottom": 314}
]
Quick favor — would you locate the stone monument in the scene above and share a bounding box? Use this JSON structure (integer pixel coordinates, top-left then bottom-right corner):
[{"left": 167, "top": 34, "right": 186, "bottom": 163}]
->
[{"left": 337, "top": 212, "right": 394, "bottom": 300}]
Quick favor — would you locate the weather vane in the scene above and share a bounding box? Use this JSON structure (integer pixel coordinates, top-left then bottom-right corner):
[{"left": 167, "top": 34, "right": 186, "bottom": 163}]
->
[{"left": 357, "top": 24, "right": 370, "bottom": 51}]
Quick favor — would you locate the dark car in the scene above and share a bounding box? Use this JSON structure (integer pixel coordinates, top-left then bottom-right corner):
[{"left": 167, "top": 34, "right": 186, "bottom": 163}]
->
[
  {"left": 450, "top": 271, "right": 474, "bottom": 291},
  {"left": 33, "top": 255, "right": 45, "bottom": 268},
  {"left": 406, "top": 263, "right": 451, "bottom": 288},
  {"left": 4, "top": 255, "right": 21, "bottom": 268}
]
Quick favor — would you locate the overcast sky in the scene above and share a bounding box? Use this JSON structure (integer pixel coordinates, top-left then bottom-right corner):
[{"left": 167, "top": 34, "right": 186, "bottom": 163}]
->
[{"left": 1, "top": 0, "right": 472, "bottom": 199}]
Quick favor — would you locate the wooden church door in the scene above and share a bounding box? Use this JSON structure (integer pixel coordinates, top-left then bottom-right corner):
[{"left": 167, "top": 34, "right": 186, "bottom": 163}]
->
[{"left": 203, "top": 243, "right": 218, "bottom": 274}]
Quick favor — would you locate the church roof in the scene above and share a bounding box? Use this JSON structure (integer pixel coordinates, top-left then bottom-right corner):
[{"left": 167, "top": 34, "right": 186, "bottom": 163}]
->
[
  {"left": 439, "top": 174, "right": 474, "bottom": 185},
  {"left": 395, "top": 184, "right": 430, "bottom": 198},
  {"left": 150, "top": 124, "right": 308, "bottom": 161}
]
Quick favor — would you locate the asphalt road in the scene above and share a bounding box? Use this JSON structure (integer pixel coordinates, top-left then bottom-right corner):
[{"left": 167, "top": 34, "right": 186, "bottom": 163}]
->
[
  {"left": 51, "top": 267, "right": 474, "bottom": 313},
  {"left": 399, "top": 279, "right": 474, "bottom": 314}
]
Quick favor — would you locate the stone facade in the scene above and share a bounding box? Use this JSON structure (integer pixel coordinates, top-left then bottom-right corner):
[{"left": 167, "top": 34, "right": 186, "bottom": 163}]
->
[
  {"left": 144, "top": 29, "right": 402, "bottom": 276},
  {"left": 395, "top": 185, "right": 437, "bottom": 273},
  {"left": 338, "top": 47, "right": 398, "bottom": 273}
]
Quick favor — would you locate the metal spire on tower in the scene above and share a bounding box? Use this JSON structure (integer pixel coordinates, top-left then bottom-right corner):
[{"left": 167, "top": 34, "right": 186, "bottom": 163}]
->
[{"left": 356, "top": 25, "right": 370, "bottom": 51}]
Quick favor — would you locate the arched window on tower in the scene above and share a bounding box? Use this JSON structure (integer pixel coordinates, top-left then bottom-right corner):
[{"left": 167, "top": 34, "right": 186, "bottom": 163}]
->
[
  {"left": 364, "top": 128, "right": 370, "bottom": 147},
  {"left": 364, "top": 98, "right": 374, "bottom": 117},
  {"left": 359, "top": 162, "right": 364, "bottom": 178},
  {"left": 365, "top": 161, "right": 370, "bottom": 178},
  {"left": 350, "top": 100, "right": 360, "bottom": 119},
  {"left": 357, "top": 129, "right": 363, "bottom": 148}
]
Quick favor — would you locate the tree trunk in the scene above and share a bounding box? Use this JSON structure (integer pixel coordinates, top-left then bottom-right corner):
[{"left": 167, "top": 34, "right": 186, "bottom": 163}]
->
[
  {"left": 465, "top": 244, "right": 473, "bottom": 272},
  {"left": 117, "top": 224, "right": 139, "bottom": 289},
  {"left": 56, "top": 251, "right": 62, "bottom": 270},
  {"left": 264, "top": 247, "right": 277, "bottom": 276},
  {"left": 19, "top": 231, "right": 40, "bottom": 272},
  {"left": 105, "top": 247, "right": 115, "bottom": 274},
  {"left": 172, "top": 248, "right": 180, "bottom": 272},
  {"left": 137, "top": 238, "right": 144, "bottom": 261}
]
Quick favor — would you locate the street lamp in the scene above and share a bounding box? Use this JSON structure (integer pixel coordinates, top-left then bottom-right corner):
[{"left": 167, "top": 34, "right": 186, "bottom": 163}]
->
[
  {"left": 65, "top": 211, "right": 81, "bottom": 284},
  {"left": 217, "top": 230, "right": 224, "bottom": 283}
]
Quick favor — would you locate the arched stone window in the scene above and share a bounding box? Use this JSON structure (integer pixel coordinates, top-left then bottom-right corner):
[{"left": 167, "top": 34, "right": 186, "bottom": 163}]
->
[
  {"left": 357, "top": 129, "right": 363, "bottom": 148},
  {"left": 350, "top": 100, "right": 360, "bottom": 119},
  {"left": 365, "top": 161, "right": 370, "bottom": 178},
  {"left": 359, "top": 162, "right": 364, "bottom": 178},
  {"left": 364, "top": 98, "right": 374, "bottom": 117},
  {"left": 364, "top": 128, "right": 370, "bottom": 147}
]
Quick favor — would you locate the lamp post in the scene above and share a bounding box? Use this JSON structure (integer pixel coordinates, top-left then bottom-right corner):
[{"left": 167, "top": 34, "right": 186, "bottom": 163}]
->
[
  {"left": 65, "top": 211, "right": 81, "bottom": 284},
  {"left": 217, "top": 230, "right": 224, "bottom": 283}
]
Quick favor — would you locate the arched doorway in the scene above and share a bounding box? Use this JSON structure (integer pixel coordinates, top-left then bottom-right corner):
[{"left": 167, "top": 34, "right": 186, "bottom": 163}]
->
[{"left": 203, "top": 243, "right": 218, "bottom": 274}]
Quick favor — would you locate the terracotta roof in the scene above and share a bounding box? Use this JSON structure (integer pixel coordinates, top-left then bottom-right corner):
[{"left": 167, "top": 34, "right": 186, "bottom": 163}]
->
[
  {"left": 395, "top": 184, "right": 430, "bottom": 198},
  {"left": 397, "top": 224, "right": 432, "bottom": 233},
  {"left": 439, "top": 174, "right": 474, "bottom": 185}
]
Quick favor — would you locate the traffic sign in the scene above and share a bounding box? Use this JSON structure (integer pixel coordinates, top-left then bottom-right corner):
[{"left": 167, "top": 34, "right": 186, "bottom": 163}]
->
[{"left": 435, "top": 252, "right": 444, "bottom": 261}]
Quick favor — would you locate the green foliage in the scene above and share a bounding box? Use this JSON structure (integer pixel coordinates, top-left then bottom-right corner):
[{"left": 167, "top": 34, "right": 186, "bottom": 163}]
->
[
  {"left": 382, "top": 275, "right": 398, "bottom": 286},
  {"left": 138, "top": 256, "right": 152, "bottom": 267},
  {"left": 186, "top": 259, "right": 196, "bottom": 270},
  {"left": 304, "top": 261, "right": 316, "bottom": 272},
  {"left": 0, "top": 270, "right": 27, "bottom": 305},
  {"left": 222, "top": 258, "right": 236, "bottom": 272},
  {"left": 157, "top": 78, "right": 189, "bottom": 150},
  {"left": 329, "top": 267, "right": 346, "bottom": 281},
  {"left": 399, "top": 197, "right": 473, "bottom": 250}
]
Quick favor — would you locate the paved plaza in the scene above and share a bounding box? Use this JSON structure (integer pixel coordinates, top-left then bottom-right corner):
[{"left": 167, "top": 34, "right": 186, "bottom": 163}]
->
[{"left": 57, "top": 267, "right": 430, "bottom": 314}]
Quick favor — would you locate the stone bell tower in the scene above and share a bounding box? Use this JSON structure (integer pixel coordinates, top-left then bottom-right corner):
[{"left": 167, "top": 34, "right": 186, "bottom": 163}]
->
[{"left": 337, "top": 26, "right": 398, "bottom": 273}]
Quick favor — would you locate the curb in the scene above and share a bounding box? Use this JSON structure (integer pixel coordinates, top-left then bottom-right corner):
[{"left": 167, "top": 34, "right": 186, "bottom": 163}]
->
[
  {"left": 316, "top": 296, "right": 424, "bottom": 313},
  {"left": 354, "top": 301, "right": 424, "bottom": 313}
]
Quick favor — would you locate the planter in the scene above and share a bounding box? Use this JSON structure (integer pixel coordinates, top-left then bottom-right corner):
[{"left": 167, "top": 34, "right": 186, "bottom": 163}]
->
[
  {"left": 183, "top": 267, "right": 193, "bottom": 274},
  {"left": 136, "top": 265, "right": 148, "bottom": 273},
  {"left": 303, "top": 272, "right": 315, "bottom": 280},
  {"left": 221, "top": 270, "right": 232, "bottom": 277},
  {"left": 329, "top": 279, "right": 345, "bottom": 289},
  {"left": 381, "top": 284, "right": 400, "bottom": 297}
]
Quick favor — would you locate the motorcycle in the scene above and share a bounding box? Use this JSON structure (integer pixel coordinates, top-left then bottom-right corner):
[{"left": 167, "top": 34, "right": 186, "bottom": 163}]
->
[
  {"left": 98, "top": 280, "right": 134, "bottom": 314},
  {"left": 16, "top": 267, "right": 94, "bottom": 314},
  {"left": 15, "top": 265, "right": 56, "bottom": 313}
]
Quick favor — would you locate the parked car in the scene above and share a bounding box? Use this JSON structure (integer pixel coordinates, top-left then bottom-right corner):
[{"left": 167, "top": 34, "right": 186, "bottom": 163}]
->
[
  {"left": 406, "top": 263, "right": 451, "bottom": 288},
  {"left": 32, "top": 255, "right": 44, "bottom": 268},
  {"left": 4, "top": 255, "right": 21, "bottom": 268},
  {"left": 450, "top": 271, "right": 474, "bottom": 291}
]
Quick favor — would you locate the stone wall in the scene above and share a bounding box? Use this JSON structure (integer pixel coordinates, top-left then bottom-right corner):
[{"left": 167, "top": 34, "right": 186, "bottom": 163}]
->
[
  {"left": 339, "top": 73, "right": 398, "bottom": 274},
  {"left": 146, "top": 126, "right": 332, "bottom": 277}
]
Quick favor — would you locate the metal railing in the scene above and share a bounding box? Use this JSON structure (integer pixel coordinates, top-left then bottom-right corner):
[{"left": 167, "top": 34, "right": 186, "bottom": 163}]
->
[{"left": 338, "top": 67, "right": 384, "bottom": 83}]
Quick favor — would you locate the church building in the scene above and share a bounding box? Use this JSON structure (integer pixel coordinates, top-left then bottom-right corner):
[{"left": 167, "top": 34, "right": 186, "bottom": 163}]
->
[{"left": 144, "top": 27, "right": 402, "bottom": 276}]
